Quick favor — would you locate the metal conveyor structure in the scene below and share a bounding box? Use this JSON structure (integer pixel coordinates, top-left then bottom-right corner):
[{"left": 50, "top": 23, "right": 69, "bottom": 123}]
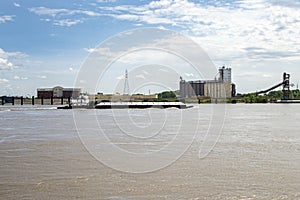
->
[{"left": 254, "top": 72, "right": 290, "bottom": 100}]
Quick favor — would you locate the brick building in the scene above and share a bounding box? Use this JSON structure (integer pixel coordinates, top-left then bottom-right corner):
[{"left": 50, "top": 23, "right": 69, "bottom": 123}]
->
[{"left": 37, "top": 86, "right": 81, "bottom": 98}]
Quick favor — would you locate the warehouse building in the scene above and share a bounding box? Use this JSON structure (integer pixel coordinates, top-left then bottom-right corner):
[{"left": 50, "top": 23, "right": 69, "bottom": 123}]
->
[{"left": 37, "top": 86, "right": 81, "bottom": 98}]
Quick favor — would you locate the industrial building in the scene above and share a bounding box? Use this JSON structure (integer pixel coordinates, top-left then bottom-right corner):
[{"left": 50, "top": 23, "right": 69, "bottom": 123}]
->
[
  {"left": 37, "top": 86, "right": 81, "bottom": 98},
  {"left": 180, "top": 66, "right": 236, "bottom": 99}
]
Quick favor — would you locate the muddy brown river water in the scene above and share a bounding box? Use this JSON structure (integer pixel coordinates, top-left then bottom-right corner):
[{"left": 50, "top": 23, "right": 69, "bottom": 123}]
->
[{"left": 0, "top": 104, "right": 299, "bottom": 199}]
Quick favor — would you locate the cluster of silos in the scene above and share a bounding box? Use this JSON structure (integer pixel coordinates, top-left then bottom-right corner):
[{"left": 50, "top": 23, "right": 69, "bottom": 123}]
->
[{"left": 179, "top": 66, "right": 236, "bottom": 99}]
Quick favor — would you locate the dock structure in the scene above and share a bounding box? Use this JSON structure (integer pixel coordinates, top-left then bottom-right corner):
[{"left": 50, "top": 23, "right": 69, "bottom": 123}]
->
[
  {"left": 95, "top": 102, "right": 190, "bottom": 109},
  {"left": 0, "top": 96, "right": 71, "bottom": 106}
]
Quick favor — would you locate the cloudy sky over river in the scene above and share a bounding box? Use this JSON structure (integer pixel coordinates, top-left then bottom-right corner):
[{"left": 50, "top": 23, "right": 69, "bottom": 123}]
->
[{"left": 1, "top": 0, "right": 300, "bottom": 95}]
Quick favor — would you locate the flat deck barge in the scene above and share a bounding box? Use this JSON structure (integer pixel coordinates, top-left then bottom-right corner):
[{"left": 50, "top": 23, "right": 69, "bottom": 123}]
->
[
  {"left": 275, "top": 100, "right": 300, "bottom": 103},
  {"left": 95, "top": 102, "right": 190, "bottom": 109}
]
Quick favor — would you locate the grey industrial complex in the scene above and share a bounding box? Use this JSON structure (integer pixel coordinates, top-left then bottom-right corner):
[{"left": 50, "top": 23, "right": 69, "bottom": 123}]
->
[{"left": 180, "top": 66, "right": 236, "bottom": 99}]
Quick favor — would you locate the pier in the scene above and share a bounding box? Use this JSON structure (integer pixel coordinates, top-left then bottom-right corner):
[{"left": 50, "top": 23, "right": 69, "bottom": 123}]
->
[{"left": 0, "top": 96, "right": 71, "bottom": 106}]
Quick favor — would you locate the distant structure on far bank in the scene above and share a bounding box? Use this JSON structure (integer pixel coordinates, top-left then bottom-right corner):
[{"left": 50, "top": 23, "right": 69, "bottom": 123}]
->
[
  {"left": 37, "top": 86, "right": 81, "bottom": 98},
  {"left": 180, "top": 66, "right": 236, "bottom": 99},
  {"left": 123, "top": 69, "right": 130, "bottom": 95}
]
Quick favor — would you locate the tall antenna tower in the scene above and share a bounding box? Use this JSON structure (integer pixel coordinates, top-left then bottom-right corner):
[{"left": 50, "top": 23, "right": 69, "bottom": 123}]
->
[{"left": 123, "top": 69, "right": 130, "bottom": 95}]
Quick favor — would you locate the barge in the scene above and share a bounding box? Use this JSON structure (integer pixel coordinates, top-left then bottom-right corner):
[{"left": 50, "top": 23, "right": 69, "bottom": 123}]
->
[
  {"left": 95, "top": 102, "right": 191, "bottom": 109},
  {"left": 275, "top": 100, "right": 300, "bottom": 103}
]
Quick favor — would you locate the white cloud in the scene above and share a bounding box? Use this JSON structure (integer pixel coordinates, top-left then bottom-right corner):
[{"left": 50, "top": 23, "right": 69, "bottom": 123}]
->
[
  {"left": 14, "top": 75, "right": 28, "bottom": 80},
  {"left": 184, "top": 73, "right": 194, "bottom": 77},
  {"left": 41, "top": 18, "right": 51, "bottom": 22},
  {"left": 28, "top": 6, "right": 102, "bottom": 27},
  {"left": 28, "top": 7, "right": 71, "bottom": 17},
  {"left": 157, "top": 25, "right": 167, "bottom": 30},
  {"left": 97, "top": 0, "right": 117, "bottom": 2},
  {"left": 0, "top": 58, "right": 14, "bottom": 70},
  {"left": 0, "top": 15, "right": 15, "bottom": 24},
  {"left": 37, "top": 75, "right": 47, "bottom": 79},
  {"left": 158, "top": 68, "right": 169, "bottom": 73},
  {"left": 0, "top": 48, "right": 27, "bottom": 58},
  {"left": 53, "top": 19, "right": 82, "bottom": 27},
  {"left": 13, "top": 3, "right": 20, "bottom": 7},
  {"left": 97, "top": 0, "right": 300, "bottom": 61},
  {"left": 84, "top": 47, "right": 120, "bottom": 59},
  {"left": 50, "top": 33, "right": 57, "bottom": 37},
  {"left": 135, "top": 74, "right": 146, "bottom": 79},
  {"left": 116, "top": 75, "right": 124, "bottom": 80},
  {"left": 28, "top": 7, "right": 101, "bottom": 17},
  {"left": 0, "top": 48, "right": 27, "bottom": 70},
  {"left": 27, "top": 0, "right": 300, "bottom": 60},
  {"left": 83, "top": 48, "right": 97, "bottom": 53},
  {"left": 0, "top": 78, "right": 9, "bottom": 84},
  {"left": 262, "top": 74, "right": 272, "bottom": 78},
  {"left": 79, "top": 10, "right": 101, "bottom": 17}
]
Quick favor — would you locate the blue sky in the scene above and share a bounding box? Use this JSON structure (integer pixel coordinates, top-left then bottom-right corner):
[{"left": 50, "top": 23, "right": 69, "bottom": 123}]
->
[{"left": 0, "top": 0, "right": 300, "bottom": 96}]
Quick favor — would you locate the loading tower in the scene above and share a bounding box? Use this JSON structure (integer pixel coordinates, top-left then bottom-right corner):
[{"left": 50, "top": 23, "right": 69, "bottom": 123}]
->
[{"left": 282, "top": 72, "right": 290, "bottom": 100}]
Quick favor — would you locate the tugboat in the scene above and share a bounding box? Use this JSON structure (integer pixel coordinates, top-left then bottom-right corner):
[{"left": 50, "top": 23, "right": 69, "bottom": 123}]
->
[{"left": 57, "top": 94, "right": 92, "bottom": 109}]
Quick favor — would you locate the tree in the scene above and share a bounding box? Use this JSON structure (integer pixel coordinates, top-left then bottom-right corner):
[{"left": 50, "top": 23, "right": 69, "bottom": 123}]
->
[
  {"left": 158, "top": 91, "right": 176, "bottom": 100},
  {"left": 267, "top": 90, "right": 283, "bottom": 99}
]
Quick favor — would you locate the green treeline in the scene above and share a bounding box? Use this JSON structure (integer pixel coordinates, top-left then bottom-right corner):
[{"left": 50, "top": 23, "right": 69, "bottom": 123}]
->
[
  {"left": 142, "top": 91, "right": 179, "bottom": 102},
  {"left": 232, "top": 89, "right": 300, "bottom": 103},
  {"left": 151, "top": 89, "right": 300, "bottom": 103}
]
